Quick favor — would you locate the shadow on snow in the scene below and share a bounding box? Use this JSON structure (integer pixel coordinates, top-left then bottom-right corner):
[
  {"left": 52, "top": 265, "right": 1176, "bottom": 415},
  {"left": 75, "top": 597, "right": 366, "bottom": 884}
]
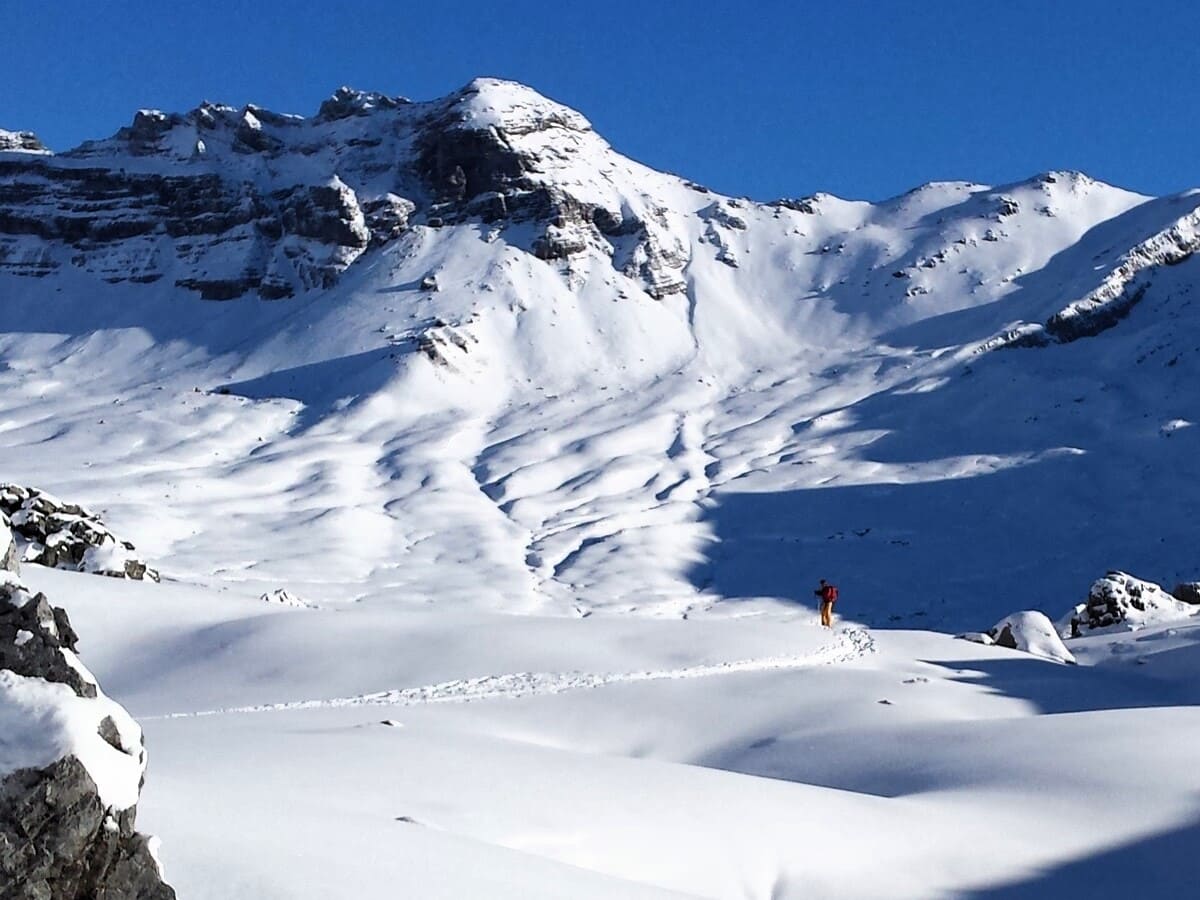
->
[{"left": 961, "top": 811, "right": 1200, "bottom": 899}]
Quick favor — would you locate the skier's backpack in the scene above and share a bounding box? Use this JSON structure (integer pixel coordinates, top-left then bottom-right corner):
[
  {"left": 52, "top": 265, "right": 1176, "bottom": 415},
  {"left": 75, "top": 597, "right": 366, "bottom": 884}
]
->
[{"left": 827, "top": 584, "right": 839, "bottom": 603}]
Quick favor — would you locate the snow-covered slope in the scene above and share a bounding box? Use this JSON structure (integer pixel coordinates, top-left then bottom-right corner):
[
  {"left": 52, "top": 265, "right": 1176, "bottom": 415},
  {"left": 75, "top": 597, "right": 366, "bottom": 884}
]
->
[
  {"left": 3, "top": 78, "right": 1200, "bottom": 898},
  {"left": 2, "top": 77, "right": 1197, "bottom": 624}
]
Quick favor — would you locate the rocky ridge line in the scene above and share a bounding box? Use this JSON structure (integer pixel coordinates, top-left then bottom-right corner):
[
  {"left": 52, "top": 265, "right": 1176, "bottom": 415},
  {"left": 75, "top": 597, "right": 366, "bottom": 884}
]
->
[
  {"left": 0, "top": 78, "right": 688, "bottom": 301},
  {"left": 988, "top": 200, "right": 1200, "bottom": 350}
]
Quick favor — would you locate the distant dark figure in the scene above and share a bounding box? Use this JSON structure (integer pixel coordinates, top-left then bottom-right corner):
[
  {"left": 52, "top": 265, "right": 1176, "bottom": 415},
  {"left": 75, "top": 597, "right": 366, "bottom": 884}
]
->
[{"left": 814, "top": 579, "right": 839, "bottom": 627}]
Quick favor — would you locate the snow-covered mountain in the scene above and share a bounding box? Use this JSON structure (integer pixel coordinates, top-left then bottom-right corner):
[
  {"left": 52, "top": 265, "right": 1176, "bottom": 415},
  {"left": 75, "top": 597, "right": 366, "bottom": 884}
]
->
[
  {"left": 3, "top": 80, "right": 1200, "bottom": 898},
  {"left": 2, "top": 77, "right": 1197, "bottom": 624}
]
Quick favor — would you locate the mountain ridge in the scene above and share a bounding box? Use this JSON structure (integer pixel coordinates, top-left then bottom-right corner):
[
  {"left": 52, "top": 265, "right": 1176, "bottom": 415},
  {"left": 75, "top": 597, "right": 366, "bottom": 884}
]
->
[{"left": 0, "top": 78, "right": 1197, "bottom": 624}]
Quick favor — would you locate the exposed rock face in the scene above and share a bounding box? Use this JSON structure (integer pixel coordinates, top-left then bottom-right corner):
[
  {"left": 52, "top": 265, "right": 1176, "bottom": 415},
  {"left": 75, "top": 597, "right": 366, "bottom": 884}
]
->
[
  {"left": 414, "top": 319, "right": 477, "bottom": 369},
  {"left": 1045, "top": 207, "right": 1200, "bottom": 341},
  {"left": 0, "top": 576, "right": 89, "bottom": 698},
  {"left": 413, "top": 80, "right": 688, "bottom": 298},
  {"left": 0, "top": 484, "right": 158, "bottom": 582},
  {"left": 0, "top": 90, "right": 410, "bottom": 294},
  {"left": 363, "top": 193, "right": 416, "bottom": 246},
  {"left": 0, "top": 532, "right": 175, "bottom": 899},
  {"left": 0, "top": 78, "right": 690, "bottom": 301},
  {"left": 0, "top": 158, "right": 371, "bottom": 295},
  {"left": 415, "top": 107, "right": 538, "bottom": 214},
  {"left": 315, "top": 87, "right": 409, "bottom": 123},
  {"left": 699, "top": 201, "right": 747, "bottom": 268},
  {"left": 0, "top": 755, "right": 174, "bottom": 900},
  {"left": 1065, "top": 571, "right": 1197, "bottom": 632}
]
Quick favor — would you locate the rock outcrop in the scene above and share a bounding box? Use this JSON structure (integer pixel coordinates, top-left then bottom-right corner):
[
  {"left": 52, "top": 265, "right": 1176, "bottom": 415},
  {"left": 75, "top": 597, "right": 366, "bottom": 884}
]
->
[
  {"left": 0, "top": 532, "right": 175, "bottom": 898},
  {"left": 0, "top": 484, "right": 157, "bottom": 581},
  {"left": 0, "top": 78, "right": 690, "bottom": 301},
  {"left": 1063, "top": 571, "right": 1198, "bottom": 633},
  {"left": 259, "top": 588, "right": 315, "bottom": 609},
  {"left": 0, "top": 130, "right": 48, "bottom": 154},
  {"left": 1044, "top": 207, "right": 1200, "bottom": 342},
  {"left": 990, "top": 198, "right": 1200, "bottom": 350},
  {"left": 413, "top": 79, "right": 688, "bottom": 298}
]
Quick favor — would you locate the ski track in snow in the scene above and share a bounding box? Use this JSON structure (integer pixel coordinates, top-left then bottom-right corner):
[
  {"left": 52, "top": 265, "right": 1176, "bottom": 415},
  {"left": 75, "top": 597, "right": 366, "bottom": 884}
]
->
[{"left": 157, "top": 626, "right": 875, "bottom": 719}]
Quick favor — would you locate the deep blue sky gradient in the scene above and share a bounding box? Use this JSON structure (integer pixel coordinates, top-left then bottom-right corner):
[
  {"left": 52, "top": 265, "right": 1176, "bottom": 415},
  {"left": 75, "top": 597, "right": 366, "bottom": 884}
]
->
[{"left": 2, "top": 0, "right": 1196, "bottom": 201}]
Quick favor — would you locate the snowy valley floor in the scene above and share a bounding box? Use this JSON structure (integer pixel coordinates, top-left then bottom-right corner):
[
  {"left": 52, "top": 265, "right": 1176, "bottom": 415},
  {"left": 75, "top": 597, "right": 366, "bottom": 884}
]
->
[{"left": 26, "top": 565, "right": 1200, "bottom": 900}]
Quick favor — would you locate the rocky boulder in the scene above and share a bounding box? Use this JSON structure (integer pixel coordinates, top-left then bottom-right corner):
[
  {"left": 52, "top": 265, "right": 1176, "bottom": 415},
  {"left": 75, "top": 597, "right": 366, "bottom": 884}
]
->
[
  {"left": 0, "top": 484, "right": 158, "bottom": 582},
  {"left": 0, "top": 533, "right": 175, "bottom": 898},
  {"left": 1064, "top": 571, "right": 1198, "bottom": 633}
]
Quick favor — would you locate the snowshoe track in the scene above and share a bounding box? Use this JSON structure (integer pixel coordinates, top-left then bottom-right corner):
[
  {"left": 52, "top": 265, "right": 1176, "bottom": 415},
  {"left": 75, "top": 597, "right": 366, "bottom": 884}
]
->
[{"left": 160, "top": 627, "right": 875, "bottom": 719}]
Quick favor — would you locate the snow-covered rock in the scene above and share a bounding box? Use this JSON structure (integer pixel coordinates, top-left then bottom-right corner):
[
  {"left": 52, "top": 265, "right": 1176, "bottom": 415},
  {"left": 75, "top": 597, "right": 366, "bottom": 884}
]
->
[
  {"left": 0, "top": 534, "right": 174, "bottom": 897},
  {"left": 260, "top": 588, "right": 314, "bottom": 608},
  {"left": 0, "top": 515, "right": 18, "bottom": 573},
  {"left": 988, "top": 611, "right": 1076, "bottom": 664},
  {"left": 1065, "top": 571, "right": 1199, "bottom": 633},
  {"left": 955, "top": 631, "right": 995, "bottom": 646},
  {"left": 0, "top": 484, "right": 158, "bottom": 581},
  {"left": 0, "top": 128, "right": 48, "bottom": 153}
]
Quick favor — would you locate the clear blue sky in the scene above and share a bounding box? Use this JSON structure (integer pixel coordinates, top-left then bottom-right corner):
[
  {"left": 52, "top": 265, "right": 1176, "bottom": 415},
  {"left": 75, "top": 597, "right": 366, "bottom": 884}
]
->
[{"left": 2, "top": 0, "right": 1197, "bottom": 201}]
